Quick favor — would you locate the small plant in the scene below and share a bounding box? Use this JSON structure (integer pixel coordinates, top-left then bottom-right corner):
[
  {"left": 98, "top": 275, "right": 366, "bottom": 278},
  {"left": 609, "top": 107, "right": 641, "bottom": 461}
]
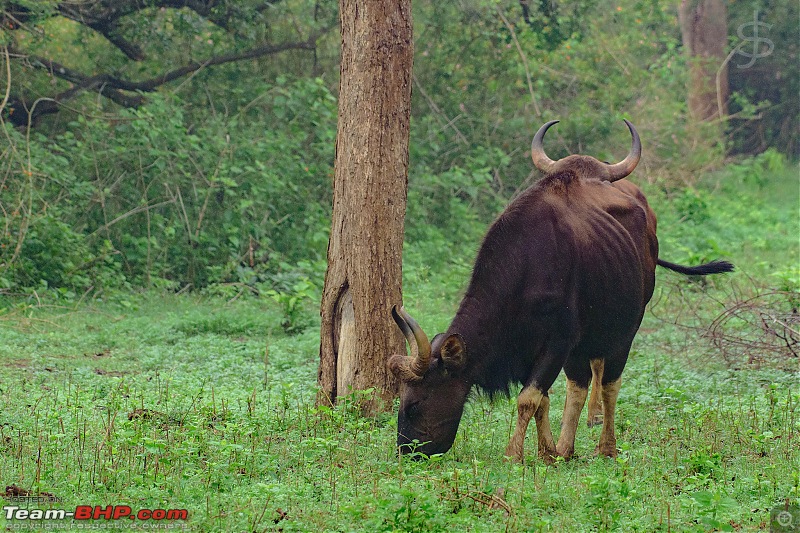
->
[
  {"left": 582, "top": 457, "right": 638, "bottom": 531},
  {"left": 264, "top": 277, "right": 317, "bottom": 334},
  {"left": 344, "top": 483, "right": 446, "bottom": 533},
  {"left": 690, "top": 490, "right": 738, "bottom": 532},
  {"left": 772, "top": 267, "right": 800, "bottom": 303},
  {"left": 684, "top": 448, "right": 722, "bottom": 478}
]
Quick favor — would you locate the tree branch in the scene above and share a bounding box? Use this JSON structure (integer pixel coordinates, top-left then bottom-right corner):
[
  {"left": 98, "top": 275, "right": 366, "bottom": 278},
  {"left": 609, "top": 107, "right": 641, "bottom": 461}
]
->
[
  {"left": 6, "top": 1, "right": 282, "bottom": 60},
  {"left": 128, "top": 34, "right": 324, "bottom": 91},
  {"left": 5, "top": 30, "right": 327, "bottom": 127}
]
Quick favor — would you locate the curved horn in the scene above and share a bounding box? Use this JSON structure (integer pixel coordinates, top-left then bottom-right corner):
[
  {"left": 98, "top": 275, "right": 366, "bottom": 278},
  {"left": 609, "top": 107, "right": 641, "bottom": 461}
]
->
[
  {"left": 391, "top": 305, "right": 417, "bottom": 357},
  {"left": 606, "top": 119, "right": 641, "bottom": 182},
  {"left": 391, "top": 305, "right": 431, "bottom": 379},
  {"left": 397, "top": 306, "right": 431, "bottom": 377},
  {"left": 530, "top": 120, "right": 560, "bottom": 174}
]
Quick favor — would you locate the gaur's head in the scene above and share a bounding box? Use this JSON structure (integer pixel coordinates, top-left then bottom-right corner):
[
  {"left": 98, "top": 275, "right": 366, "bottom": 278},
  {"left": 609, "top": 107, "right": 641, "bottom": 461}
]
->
[
  {"left": 388, "top": 306, "right": 471, "bottom": 457},
  {"left": 530, "top": 119, "right": 641, "bottom": 181}
]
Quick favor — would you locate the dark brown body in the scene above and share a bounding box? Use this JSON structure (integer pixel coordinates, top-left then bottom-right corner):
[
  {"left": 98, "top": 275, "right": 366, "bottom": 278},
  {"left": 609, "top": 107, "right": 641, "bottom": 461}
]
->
[
  {"left": 460, "top": 174, "right": 658, "bottom": 397},
  {"left": 389, "top": 121, "right": 733, "bottom": 461}
]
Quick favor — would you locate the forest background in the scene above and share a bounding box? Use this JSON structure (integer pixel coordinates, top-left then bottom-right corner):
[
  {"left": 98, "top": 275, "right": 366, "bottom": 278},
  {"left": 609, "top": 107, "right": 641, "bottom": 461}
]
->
[
  {"left": 0, "top": 0, "right": 796, "bottom": 298},
  {"left": 0, "top": 1, "right": 798, "bottom": 531}
]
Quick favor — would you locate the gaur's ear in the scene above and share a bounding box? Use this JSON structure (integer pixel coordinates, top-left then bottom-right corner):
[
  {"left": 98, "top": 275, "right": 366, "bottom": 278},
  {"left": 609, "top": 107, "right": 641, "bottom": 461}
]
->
[{"left": 440, "top": 334, "right": 466, "bottom": 372}]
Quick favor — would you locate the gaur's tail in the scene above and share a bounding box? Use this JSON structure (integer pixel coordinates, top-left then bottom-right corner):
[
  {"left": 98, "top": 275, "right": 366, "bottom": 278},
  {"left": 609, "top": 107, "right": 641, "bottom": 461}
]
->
[{"left": 657, "top": 258, "right": 734, "bottom": 276}]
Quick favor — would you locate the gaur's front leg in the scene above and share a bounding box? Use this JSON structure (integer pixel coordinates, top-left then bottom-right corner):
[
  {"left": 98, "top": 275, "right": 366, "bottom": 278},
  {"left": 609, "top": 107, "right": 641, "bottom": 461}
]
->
[{"left": 505, "top": 385, "right": 555, "bottom": 463}]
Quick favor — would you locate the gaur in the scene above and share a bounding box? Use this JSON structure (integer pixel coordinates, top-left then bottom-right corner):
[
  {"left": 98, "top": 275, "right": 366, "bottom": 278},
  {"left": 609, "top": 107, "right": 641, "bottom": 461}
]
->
[{"left": 389, "top": 120, "right": 733, "bottom": 462}]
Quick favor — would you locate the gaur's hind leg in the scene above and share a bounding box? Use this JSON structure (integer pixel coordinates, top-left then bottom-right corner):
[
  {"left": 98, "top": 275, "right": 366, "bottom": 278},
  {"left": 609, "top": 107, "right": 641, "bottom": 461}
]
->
[
  {"left": 556, "top": 378, "right": 588, "bottom": 460},
  {"left": 595, "top": 378, "right": 622, "bottom": 458},
  {"left": 587, "top": 359, "right": 604, "bottom": 427}
]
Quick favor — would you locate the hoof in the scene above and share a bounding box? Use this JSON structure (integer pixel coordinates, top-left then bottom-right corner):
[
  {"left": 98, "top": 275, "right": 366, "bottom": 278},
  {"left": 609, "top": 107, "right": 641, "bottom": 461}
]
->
[
  {"left": 503, "top": 449, "right": 525, "bottom": 464},
  {"left": 505, "top": 439, "right": 525, "bottom": 464},
  {"left": 554, "top": 446, "right": 574, "bottom": 462},
  {"left": 539, "top": 450, "right": 558, "bottom": 465},
  {"left": 593, "top": 445, "right": 618, "bottom": 459},
  {"left": 587, "top": 414, "right": 603, "bottom": 427}
]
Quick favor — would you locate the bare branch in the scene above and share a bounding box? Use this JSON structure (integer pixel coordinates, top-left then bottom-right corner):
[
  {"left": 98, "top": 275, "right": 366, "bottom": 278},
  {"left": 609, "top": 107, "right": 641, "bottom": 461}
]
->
[
  {"left": 124, "top": 33, "right": 324, "bottom": 92},
  {"left": 6, "top": 1, "right": 282, "bottom": 60},
  {"left": 5, "top": 28, "right": 328, "bottom": 127}
]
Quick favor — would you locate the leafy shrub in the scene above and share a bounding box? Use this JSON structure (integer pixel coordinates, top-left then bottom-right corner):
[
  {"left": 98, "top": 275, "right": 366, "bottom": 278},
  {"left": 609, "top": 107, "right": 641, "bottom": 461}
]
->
[
  {"left": 723, "top": 148, "right": 788, "bottom": 189},
  {"left": 1, "top": 78, "right": 336, "bottom": 293},
  {"left": 0, "top": 124, "right": 119, "bottom": 295},
  {"left": 11, "top": 217, "right": 123, "bottom": 295}
]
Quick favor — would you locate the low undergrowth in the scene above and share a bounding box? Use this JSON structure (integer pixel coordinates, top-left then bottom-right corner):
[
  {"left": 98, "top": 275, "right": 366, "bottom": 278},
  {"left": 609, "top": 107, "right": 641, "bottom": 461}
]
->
[
  {"left": 0, "top": 163, "right": 798, "bottom": 531},
  {"left": 0, "top": 282, "right": 798, "bottom": 532}
]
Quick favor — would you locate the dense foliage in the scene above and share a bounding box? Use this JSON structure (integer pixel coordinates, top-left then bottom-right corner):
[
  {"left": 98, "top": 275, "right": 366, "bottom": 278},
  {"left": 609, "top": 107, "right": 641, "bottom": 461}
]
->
[
  {"left": 0, "top": 0, "right": 796, "bottom": 297},
  {"left": 0, "top": 2, "right": 797, "bottom": 530}
]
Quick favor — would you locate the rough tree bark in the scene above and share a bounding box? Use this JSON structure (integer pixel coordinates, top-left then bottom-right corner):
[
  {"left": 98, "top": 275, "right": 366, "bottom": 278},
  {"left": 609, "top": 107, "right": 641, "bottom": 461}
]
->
[
  {"left": 317, "top": 0, "right": 413, "bottom": 413},
  {"left": 678, "top": 0, "right": 729, "bottom": 121}
]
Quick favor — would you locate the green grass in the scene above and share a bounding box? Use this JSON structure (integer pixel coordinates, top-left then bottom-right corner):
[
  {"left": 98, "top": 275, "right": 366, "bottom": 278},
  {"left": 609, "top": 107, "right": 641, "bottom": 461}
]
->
[
  {"left": 0, "top": 292, "right": 797, "bottom": 532},
  {"left": 0, "top": 164, "right": 798, "bottom": 532}
]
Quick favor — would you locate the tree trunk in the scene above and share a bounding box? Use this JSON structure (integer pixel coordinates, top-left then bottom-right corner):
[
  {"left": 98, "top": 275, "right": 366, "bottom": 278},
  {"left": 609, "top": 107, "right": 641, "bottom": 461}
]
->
[
  {"left": 678, "top": 0, "right": 729, "bottom": 121},
  {"left": 317, "top": 0, "right": 413, "bottom": 413}
]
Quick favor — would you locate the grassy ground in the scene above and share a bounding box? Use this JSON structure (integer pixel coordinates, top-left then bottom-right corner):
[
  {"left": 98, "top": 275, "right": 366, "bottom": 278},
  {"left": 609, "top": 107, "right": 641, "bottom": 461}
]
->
[{"left": 1, "top": 166, "right": 798, "bottom": 532}]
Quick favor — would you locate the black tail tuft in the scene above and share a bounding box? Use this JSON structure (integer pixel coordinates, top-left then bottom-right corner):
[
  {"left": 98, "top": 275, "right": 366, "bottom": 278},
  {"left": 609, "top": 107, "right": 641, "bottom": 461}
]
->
[{"left": 657, "top": 258, "right": 735, "bottom": 276}]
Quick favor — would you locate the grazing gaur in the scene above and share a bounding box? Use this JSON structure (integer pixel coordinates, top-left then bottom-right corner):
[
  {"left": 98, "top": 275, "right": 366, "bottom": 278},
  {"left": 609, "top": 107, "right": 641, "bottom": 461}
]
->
[{"left": 389, "top": 120, "right": 733, "bottom": 462}]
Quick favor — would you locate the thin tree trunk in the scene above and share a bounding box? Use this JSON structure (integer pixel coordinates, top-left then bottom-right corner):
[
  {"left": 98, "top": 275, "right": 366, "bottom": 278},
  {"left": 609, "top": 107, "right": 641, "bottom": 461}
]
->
[
  {"left": 679, "top": 0, "right": 729, "bottom": 121},
  {"left": 317, "top": 0, "right": 413, "bottom": 413}
]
